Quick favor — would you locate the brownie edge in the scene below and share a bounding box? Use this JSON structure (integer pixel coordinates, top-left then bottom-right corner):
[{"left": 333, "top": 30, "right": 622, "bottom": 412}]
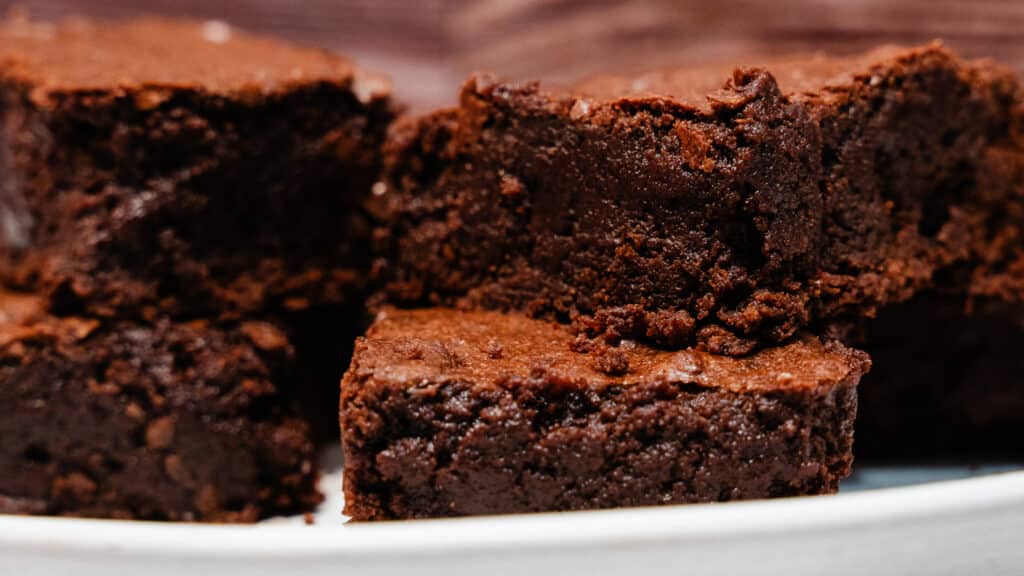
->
[{"left": 340, "top": 308, "right": 868, "bottom": 520}]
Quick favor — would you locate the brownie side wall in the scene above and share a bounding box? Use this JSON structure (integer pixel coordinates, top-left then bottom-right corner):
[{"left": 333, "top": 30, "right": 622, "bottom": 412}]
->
[
  {"left": 854, "top": 132, "right": 1024, "bottom": 460},
  {"left": 0, "top": 80, "right": 393, "bottom": 320},
  {"left": 0, "top": 319, "right": 321, "bottom": 521},
  {"left": 340, "top": 365, "right": 857, "bottom": 520},
  {"left": 380, "top": 53, "right": 1018, "bottom": 355},
  {"left": 381, "top": 71, "right": 821, "bottom": 355}
]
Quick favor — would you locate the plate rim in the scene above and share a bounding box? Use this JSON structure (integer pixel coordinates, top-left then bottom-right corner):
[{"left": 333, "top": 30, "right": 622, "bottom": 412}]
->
[{"left": 1, "top": 469, "right": 1023, "bottom": 559}]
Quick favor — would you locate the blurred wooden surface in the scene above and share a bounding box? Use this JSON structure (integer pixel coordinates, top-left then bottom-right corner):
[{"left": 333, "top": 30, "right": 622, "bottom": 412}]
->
[{"left": 3, "top": 0, "right": 1023, "bottom": 108}]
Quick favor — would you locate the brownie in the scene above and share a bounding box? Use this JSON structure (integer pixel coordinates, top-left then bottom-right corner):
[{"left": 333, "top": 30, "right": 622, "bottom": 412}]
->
[
  {"left": 856, "top": 293, "right": 1024, "bottom": 459},
  {"left": 377, "top": 44, "right": 1022, "bottom": 355},
  {"left": 0, "top": 290, "right": 320, "bottom": 521},
  {"left": 0, "top": 17, "right": 395, "bottom": 320},
  {"left": 340, "top": 308, "right": 868, "bottom": 520},
  {"left": 856, "top": 137, "right": 1024, "bottom": 459}
]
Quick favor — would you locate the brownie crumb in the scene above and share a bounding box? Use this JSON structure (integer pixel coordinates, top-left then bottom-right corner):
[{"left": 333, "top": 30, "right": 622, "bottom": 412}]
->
[
  {"left": 484, "top": 339, "right": 504, "bottom": 359},
  {"left": 591, "top": 346, "right": 630, "bottom": 376},
  {"left": 499, "top": 174, "right": 526, "bottom": 199},
  {"left": 145, "top": 417, "right": 175, "bottom": 450},
  {"left": 240, "top": 322, "right": 290, "bottom": 352}
]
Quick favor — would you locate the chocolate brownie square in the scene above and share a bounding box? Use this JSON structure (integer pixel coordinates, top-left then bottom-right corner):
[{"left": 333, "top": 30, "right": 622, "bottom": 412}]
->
[
  {"left": 0, "top": 17, "right": 395, "bottom": 320},
  {"left": 341, "top": 308, "right": 868, "bottom": 520},
  {"left": 0, "top": 291, "right": 319, "bottom": 521},
  {"left": 377, "top": 44, "right": 1021, "bottom": 355}
]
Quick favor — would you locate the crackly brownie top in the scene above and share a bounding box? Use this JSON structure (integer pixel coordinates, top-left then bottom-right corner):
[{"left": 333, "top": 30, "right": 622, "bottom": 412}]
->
[
  {"left": 0, "top": 16, "right": 389, "bottom": 101},
  {"left": 569, "top": 43, "right": 1006, "bottom": 111},
  {"left": 354, "top": 308, "right": 869, "bottom": 393}
]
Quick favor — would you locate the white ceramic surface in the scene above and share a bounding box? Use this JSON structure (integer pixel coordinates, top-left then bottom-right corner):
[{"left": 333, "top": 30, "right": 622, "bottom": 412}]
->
[{"left": 2, "top": 457, "right": 1023, "bottom": 576}]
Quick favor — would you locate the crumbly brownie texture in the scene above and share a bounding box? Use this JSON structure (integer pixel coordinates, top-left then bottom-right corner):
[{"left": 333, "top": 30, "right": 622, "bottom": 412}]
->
[
  {"left": 965, "top": 139, "right": 1024, "bottom": 304},
  {"left": 0, "top": 17, "right": 395, "bottom": 320},
  {"left": 0, "top": 291, "right": 320, "bottom": 521},
  {"left": 378, "top": 44, "right": 1023, "bottom": 354},
  {"left": 856, "top": 139, "right": 1024, "bottom": 459},
  {"left": 341, "top": 308, "right": 867, "bottom": 520}
]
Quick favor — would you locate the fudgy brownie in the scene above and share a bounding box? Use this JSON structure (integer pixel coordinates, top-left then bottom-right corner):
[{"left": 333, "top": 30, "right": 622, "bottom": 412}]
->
[
  {"left": 377, "top": 44, "right": 1022, "bottom": 354},
  {"left": 854, "top": 138, "right": 1024, "bottom": 459},
  {"left": 340, "top": 308, "right": 867, "bottom": 520},
  {"left": 0, "top": 290, "right": 320, "bottom": 521},
  {"left": 0, "top": 17, "right": 395, "bottom": 319}
]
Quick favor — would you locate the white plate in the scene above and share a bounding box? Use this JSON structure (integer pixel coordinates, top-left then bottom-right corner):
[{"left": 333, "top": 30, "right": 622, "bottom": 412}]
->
[{"left": 3, "top": 451, "right": 1023, "bottom": 576}]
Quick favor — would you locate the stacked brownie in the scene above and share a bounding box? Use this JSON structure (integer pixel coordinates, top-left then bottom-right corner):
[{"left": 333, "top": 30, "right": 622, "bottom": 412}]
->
[
  {"left": 854, "top": 70, "right": 1024, "bottom": 459},
  {"left": 342, "top": 44, "right": 1024, "bottom": 519},
  {"left": 0, "top": 18, "right": 394, "bottom": 520},
  {"left": 377, "top": 44, "right": 1020, "bottom": 352},
  {"left": 1, "top": 16, "right": 1022, "bottom": 524}
]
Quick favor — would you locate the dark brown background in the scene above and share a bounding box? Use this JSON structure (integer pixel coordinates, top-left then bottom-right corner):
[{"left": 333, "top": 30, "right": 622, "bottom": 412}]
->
[{"left": 5, "top": 0, "right": 1024, "bottom": 108}]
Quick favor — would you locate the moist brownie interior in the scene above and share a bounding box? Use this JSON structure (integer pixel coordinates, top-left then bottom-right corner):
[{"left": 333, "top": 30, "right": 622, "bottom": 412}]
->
[
  {"left": 377, "top": 44, "right": 1022, "bottom": 355},
  {"left": 341, "top": 308, "right": 867, "bottom": 520}
]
